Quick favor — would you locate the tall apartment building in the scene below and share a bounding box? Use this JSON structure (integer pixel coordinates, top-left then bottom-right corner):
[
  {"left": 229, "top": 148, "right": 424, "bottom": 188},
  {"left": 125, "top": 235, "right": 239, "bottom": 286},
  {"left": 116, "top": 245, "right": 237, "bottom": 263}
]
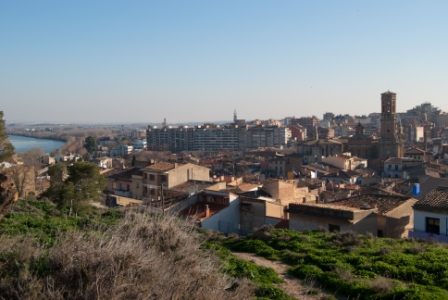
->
[
  {"left": 146, "top": 124, "right": 291, "bottom": 152},
  {"left": 294, "top": 116, "right": 319, "bottom": 139}
]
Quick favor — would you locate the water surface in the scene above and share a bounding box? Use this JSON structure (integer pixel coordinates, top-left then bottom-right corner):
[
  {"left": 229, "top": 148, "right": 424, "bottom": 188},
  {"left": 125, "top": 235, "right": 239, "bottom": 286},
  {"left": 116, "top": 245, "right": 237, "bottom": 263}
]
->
[{"left": 8, "top": 135, "right": 65, "bottom": 154}]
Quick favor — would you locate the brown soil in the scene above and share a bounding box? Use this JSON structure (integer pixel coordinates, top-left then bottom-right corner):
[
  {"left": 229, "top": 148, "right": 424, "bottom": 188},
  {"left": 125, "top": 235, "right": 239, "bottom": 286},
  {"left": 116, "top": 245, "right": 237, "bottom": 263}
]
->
[{"left": 231, "top": 251, "right": 334, "bottom": 300}]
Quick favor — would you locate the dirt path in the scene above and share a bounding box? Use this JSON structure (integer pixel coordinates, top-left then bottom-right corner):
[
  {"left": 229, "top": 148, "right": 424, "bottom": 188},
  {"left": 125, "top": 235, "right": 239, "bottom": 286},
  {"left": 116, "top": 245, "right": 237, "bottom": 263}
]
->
[{"left": 231, "top": 252, "right": 328, "bottom": 300}]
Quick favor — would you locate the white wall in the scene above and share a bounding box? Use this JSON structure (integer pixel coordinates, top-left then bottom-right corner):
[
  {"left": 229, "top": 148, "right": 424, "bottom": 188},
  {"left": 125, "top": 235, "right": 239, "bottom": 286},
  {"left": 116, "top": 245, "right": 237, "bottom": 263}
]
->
[
  {"left": 201, "top": 196, "right": 240, "bottom": 234},
  {"left": 414, "top": 210, "right": 448, "bottom": 235}
]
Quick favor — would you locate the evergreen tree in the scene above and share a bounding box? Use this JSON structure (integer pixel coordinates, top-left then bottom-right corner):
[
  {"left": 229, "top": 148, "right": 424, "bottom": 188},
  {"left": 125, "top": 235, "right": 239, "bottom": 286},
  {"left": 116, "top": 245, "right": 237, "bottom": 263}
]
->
[
  {"left": 0, "top": 111, "right": 14, "bottom": 163},
  {"left": 43, "top": 162, "right": 106, "bottom": 212},
  {"left": 84, "top": 136, "right": 97, "bottom": 153}
]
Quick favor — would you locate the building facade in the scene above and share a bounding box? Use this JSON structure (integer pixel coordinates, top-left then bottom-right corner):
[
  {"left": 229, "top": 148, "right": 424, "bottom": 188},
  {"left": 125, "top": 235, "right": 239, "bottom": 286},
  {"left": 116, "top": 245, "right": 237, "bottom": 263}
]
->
[
  {"left": 379, "top": 91, "right": 404, "bottom": 160},
  {"left": 146, "top": 124, "right": 291, "bottom": 152}
]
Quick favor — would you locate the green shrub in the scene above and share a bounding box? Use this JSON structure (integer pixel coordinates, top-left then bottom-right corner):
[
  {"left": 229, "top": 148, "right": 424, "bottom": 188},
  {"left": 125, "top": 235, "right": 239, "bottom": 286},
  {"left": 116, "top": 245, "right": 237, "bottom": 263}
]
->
[
  {"left": 223, "top": 257, "right": 282, "bottom": 286},
  {"left": 289, "top": 264, "right": 324, "bottom": 279},
  {"left": 255, "top": 286, "right": 294, "bottom": 300},
  {"left": 226, "top": 239, "right": 280, "bottom": 260}
]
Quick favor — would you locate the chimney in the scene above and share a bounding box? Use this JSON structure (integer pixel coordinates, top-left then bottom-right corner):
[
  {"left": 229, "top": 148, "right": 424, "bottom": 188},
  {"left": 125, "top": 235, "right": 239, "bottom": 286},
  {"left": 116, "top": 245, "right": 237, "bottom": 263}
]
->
[
  {"left": 205, "top": 204, "right": 210, "bottom": 218},
  {"left": 174, "top": 162, "right": 178, "bottom": 168}
]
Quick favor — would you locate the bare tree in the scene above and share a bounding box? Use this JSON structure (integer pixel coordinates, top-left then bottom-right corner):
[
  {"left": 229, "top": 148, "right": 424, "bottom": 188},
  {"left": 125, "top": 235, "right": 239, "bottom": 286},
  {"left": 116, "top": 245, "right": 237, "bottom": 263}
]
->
[
  {"left": 8, "top": 147, "right": 45, "bottom": 198},
  {"left": 0, "top": 173, "right": 18, "bottom": 222}
]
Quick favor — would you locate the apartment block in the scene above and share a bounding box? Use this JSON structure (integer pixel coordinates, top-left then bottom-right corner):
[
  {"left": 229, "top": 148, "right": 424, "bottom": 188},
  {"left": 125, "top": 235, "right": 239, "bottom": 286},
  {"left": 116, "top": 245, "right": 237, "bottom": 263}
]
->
[{"left": 146, "top": 124, "right": 291, "bottom": 152}]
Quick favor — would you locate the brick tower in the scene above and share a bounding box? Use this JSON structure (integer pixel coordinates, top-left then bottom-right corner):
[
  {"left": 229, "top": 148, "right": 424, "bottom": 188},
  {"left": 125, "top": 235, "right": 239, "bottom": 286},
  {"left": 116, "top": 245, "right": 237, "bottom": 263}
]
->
[{"left": 379, "top": 91, "right": 404, "bottom": 160}]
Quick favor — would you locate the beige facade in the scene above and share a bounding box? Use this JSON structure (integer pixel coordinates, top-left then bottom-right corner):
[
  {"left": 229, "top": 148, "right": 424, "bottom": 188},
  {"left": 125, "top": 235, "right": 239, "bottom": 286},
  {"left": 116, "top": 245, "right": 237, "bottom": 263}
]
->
[
  {"left": 288, "top": 204, "right": 378, "bottom": 236},
  {"left": 381, "top": 198, "right": 417, "bottom": 238},
  {"left": 142, "top": 162, "right": 210, "bottom": 200},
  {"left": 262, "top": 179, "right": 320, "bottom": 206},
  {"left": 287, "top": 195, "right": 417, "bottom": 238},
  {"left": 130, "top": 172, "right": 143, "bottom": 200},
  {"left": 240, "top": 196, "right": 284, "bottom": 231}
]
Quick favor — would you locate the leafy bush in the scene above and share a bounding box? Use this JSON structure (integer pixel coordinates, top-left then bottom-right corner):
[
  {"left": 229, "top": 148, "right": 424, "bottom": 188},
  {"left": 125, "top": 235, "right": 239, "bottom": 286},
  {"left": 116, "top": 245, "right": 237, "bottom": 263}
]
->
[
  {"left": 208, "top": 226, "right": 448, "bottom": 299},
  {"left": 289, "top": 264, "right": 324, "bottom": 279}
]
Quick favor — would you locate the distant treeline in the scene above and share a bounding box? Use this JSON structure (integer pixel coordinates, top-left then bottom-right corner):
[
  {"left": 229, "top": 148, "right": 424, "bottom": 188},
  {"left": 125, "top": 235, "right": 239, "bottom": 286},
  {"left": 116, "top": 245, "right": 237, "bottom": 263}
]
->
[{"left": 7, "top": 128, "right": 113, "bottom": 142}]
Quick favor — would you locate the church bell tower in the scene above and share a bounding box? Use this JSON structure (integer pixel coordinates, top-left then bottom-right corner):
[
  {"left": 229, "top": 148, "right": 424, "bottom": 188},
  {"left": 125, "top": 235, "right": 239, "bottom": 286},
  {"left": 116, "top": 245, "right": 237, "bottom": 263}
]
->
[{"left": 379, "top": 91, "right": 404, "bottom": 159}]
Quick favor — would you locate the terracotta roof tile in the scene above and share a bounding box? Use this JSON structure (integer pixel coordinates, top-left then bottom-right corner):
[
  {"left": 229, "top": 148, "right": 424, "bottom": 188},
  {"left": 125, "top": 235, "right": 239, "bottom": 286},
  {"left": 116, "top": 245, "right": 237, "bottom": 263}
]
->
[
  {"left": 143, "top": 162, "right": 185, "bottom": 171},
  {"left": 169, "top": 180, "right": 215, "bottom": 193},
  {"left": 180, "top": 202, "right": 228, "bottom": 220},
  {"left": 413, "top": 186, "right": 448, "bottom": 212},
  {"left": 106, "top": 167, "right": 142, "bottom": 180},
  {"left": 331, "top": 194, "right": 412, "bottom": 215}
]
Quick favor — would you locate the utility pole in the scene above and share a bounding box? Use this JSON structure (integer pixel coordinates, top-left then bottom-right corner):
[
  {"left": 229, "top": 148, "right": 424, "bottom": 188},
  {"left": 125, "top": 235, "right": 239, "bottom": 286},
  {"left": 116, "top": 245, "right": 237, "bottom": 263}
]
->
[{"left": 160, "top": 183, "right": 164, "bottom": 215}]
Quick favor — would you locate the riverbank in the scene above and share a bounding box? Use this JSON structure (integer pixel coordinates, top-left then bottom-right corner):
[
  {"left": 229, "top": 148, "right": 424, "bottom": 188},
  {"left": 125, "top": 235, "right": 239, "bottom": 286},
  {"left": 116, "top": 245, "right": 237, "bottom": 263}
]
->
[{"left": 7, "top": 132, "right": 68, "bottom": 142}]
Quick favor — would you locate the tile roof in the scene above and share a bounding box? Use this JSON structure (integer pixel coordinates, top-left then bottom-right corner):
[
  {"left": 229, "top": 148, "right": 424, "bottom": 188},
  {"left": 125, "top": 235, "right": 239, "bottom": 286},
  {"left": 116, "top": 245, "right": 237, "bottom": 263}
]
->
[
  {"left": 106, "top": 167, "right": 142, "bottom": 180},
  {"left": 321, "top": 170, "right": 360, "bottom": 178},
  {"left": 286, "top": 202, "right": 362, "bottom": 222},
  {"left": 143, "top": 162, "right": 184, "bottom": 172},
  {"left": 331, "top": 194, "right": 413, "bottom": 215},
  {"left": 232, "top": 183, "right": 261, "bottom": 192},
  {"left": 413, "top": 186, "right": 448, "bottom": 212},
  {"left": 180, "top": 202, "right": 228, "bottom": 220},
  {"left": 274, "top": 219, "right": 289, "bottom": 229},
  {"left": 385, "top": 157, "right": 403, "bottom": 164},
  {"left": 404, "top": 177, "right": 448, "bottom": 200},
  {"left": 168, "top": 180, "right": 215, "bottom": 193},
  {"left": 101, "top": 168, "right": 127, "bottom": 177},
  {"left": 405, "top": 148, "right": 425, "bottom": 155},
  {"left": 237, "top": 189, "right": 272, "bottom": 198}
]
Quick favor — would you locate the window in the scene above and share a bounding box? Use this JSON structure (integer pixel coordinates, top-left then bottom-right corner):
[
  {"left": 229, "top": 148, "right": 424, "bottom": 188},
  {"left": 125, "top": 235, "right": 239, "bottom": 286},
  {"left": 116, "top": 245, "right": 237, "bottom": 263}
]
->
[
  {"left": 426, "top": 217, "right": 440, "bottom": 234},
  {"left": 149, "top": 174, "right": 155, "bottom": 181},
  {"left": 395, "top": 165, "right": 398, "bottom": 170},
  {"left": 136, "top": 183, "right": 140, "bottom": 188},
  {"left": 150, "top": 189, "right": 155, "bottom": 195},
  {"left": 329, "top": 224, "right": 340, "bottom": 232},
  {"left": 377, "top": 230, "right": 383, "bottom": 237}
]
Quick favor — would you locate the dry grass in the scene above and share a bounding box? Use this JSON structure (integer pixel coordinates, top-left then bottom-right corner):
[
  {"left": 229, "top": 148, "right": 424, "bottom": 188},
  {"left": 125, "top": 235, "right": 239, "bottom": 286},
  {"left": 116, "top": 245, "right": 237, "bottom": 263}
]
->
[
  {"left": 368, "top": 276, "right": 396, "bottom": 294},
  {"left": 0, "top": 211, "right": 253, "bottom": 300}
]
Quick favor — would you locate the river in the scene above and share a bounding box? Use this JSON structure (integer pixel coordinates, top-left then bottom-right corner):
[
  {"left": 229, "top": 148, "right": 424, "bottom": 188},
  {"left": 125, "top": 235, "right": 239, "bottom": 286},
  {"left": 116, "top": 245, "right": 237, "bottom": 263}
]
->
[{"left": 8, "top": 135, "right": 66, "bottom": 154}]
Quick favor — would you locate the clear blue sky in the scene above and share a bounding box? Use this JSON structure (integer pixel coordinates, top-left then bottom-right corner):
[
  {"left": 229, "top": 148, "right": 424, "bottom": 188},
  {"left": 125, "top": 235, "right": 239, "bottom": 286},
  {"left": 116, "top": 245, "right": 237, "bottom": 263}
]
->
[{"left": 1, "top": 1, "right": 447, "bottom": 124}]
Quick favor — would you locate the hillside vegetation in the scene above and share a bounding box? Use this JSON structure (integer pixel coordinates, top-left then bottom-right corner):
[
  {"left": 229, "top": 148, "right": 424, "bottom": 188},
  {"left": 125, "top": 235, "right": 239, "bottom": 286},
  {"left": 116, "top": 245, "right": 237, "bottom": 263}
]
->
[
  {"left": 209, "top": 226, "right": 448, "bottom": 300},
  {"left": 5, "top": 200, "right": 448, "bottom": 300},
  {"left": 0, "top": 200, "right": 255, "bottom": 300}
]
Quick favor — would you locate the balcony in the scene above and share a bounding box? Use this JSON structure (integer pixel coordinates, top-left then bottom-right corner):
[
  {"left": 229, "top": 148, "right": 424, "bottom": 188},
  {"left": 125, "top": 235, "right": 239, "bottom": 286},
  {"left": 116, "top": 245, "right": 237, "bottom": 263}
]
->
[{"left": 113, "top": 190, "right": 132, "bottom": 197}]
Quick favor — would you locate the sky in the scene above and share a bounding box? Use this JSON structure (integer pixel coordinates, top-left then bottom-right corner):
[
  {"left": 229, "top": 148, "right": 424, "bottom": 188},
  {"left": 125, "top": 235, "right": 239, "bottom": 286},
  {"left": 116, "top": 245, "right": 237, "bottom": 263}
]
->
[{"left": 1, "top": 1, "right": 448, "bottom": 124}]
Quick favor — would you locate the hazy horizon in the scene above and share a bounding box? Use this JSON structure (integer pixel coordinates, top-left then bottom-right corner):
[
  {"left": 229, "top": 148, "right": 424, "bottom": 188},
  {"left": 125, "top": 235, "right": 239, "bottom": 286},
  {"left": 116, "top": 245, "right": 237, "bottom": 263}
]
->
[{"left": 2, "top": 1, "right": 447, "bottom": 124}]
